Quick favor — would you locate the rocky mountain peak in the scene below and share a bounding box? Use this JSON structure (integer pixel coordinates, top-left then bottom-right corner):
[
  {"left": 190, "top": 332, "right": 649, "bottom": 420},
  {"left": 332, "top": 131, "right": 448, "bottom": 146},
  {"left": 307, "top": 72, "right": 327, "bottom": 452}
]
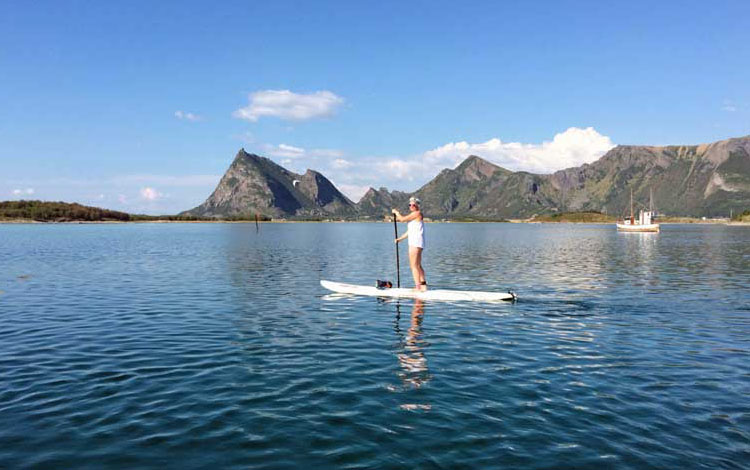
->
[
  {"left": 455, "top": 155, "right": 504, "bottom": 181},
  {"left": 183, "top": 136, "right": 750, "bottom": 220},
  {"left": 297, "top": 169, "right": 353, "bottom": 207},
  {"left": 181, "top": 148, "right": 355, "bottom": 218},
  {"left": 356, "top": 186, "right": 411, "bottom": 217}
]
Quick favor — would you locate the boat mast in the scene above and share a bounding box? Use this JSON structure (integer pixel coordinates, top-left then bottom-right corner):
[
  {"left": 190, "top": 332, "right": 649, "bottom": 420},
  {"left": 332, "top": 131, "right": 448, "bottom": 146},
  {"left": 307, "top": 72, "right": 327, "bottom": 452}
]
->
[
  {"left": 630, "top": 189, "right": 634, "bottom": 224},
  {"left": 649, "top": 188, "right": 653, "bottom": 213}
]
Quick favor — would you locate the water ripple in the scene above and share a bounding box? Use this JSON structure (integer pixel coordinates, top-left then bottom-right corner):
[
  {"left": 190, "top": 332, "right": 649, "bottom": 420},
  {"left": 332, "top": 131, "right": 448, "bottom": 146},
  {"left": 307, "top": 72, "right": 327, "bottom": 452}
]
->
[{"left": 0, "top": 223, "right": 748, "bottom": 469}]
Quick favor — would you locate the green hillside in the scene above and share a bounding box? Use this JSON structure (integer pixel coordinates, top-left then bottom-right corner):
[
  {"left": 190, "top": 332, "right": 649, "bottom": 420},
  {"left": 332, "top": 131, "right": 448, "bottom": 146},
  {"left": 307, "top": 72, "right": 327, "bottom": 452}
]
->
[
  {"left": 0, "top": 200, "right": 132, "bottom": 222},
  {"left": 0, "top": 200, "right": 256, "bottom": 222}
]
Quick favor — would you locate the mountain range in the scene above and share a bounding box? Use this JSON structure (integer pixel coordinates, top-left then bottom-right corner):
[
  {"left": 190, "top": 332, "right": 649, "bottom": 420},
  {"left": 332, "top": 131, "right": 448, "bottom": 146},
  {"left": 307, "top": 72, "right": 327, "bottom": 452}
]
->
[{"left": 182, "top": 135, "right": 750, "bottom": 219}]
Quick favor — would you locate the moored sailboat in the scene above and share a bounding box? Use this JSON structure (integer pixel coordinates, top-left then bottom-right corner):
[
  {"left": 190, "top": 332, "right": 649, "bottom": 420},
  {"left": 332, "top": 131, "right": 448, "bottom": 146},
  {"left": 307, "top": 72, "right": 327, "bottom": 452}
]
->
[{"left": 617, "top": 189, "right": 660, "bottom": 232}]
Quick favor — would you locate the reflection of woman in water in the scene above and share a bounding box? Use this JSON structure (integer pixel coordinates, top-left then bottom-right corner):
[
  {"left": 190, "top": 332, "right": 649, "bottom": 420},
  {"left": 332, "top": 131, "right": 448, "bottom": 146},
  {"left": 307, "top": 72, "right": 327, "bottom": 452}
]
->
[{"left": 396, "top": 299, "right": 430, "bottom": 389}]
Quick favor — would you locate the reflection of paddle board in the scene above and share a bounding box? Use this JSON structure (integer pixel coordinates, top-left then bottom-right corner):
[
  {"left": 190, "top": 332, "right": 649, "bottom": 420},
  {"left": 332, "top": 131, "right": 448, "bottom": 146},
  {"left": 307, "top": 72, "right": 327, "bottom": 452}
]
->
[{"left": 321, "top": 280, "right": 517, "bottom": 302}]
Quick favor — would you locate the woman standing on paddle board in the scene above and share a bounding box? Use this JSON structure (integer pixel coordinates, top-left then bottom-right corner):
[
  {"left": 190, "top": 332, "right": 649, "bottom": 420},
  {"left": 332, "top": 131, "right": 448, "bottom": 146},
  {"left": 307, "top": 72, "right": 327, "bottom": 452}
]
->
[{"left": 393, "top": 197, "right": 427, "bottom": 291}]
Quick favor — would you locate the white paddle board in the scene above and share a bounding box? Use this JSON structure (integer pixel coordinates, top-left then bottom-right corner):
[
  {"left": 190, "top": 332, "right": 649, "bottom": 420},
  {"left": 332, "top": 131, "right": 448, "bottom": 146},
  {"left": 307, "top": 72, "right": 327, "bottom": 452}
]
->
[{"left": 321, "top": 280, "right": 517, "bottom": 302}]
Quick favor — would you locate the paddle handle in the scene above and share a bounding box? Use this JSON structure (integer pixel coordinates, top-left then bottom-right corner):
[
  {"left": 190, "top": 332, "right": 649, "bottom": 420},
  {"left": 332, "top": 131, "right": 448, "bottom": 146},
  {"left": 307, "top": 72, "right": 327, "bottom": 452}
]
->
[{"left": 393, "top": 214, "right": 400, "bottom": 288}]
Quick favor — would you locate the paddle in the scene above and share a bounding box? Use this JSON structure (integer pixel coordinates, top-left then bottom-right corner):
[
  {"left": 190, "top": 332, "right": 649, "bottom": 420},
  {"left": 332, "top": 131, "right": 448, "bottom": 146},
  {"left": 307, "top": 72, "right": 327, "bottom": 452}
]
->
[{"left": 393, "top": 213, "right": 400, "bottom": 288}]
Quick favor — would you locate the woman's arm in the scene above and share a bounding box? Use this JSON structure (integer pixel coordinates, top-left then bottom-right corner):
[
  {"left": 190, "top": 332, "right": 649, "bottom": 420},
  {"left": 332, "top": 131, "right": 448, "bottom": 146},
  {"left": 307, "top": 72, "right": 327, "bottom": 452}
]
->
[
  {"left": 395, "top": 232, "right": 408, "bottom": 243},
  {"left": 392, "top": 209, "right": 420, "bottom": 222}
]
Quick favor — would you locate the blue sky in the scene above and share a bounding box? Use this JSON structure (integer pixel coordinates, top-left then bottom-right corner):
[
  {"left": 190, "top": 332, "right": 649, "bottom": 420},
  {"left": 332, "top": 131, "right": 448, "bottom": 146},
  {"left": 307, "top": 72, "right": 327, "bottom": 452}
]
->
[{"left": 1, "top": 0, "right": 748, "bottom": 214}]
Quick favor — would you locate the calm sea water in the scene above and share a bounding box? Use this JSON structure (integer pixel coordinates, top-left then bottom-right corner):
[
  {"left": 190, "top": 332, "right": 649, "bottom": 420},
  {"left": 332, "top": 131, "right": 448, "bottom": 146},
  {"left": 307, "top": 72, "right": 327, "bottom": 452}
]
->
[{"left": 1, "top": 222, "right": 748, "bottom": 469}]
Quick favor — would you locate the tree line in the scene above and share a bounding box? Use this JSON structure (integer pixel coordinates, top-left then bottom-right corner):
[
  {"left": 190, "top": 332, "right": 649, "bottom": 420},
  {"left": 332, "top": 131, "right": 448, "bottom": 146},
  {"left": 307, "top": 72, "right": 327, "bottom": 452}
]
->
[
  {"left": 0, "top": 200, "right": 132, "bottom": 221},
  {"left": 0, "top": 200, "right": 275, "bottom": 222}
]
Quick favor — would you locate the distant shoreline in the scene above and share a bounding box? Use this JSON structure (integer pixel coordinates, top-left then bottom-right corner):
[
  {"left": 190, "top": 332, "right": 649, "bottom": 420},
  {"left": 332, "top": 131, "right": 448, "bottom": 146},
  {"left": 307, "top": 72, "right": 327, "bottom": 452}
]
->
[
  {"left": 4, "top": 201, "right": 747, "bottom": 225},
  {"left": 3, "top": 218, "right": 749, "bottom": 226}
]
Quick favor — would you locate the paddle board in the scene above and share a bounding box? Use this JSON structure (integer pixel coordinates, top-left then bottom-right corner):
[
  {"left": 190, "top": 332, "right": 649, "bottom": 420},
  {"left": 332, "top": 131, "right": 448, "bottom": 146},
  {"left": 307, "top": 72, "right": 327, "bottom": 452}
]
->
[{"left": 321, "top": 280, "right": 517, "bottom": 302}]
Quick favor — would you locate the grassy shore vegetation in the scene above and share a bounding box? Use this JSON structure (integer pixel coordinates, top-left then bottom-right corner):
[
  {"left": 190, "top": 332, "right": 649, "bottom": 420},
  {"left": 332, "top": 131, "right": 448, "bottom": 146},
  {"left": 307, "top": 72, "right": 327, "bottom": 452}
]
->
[
  {"left": 732, "top": 209, "right": 750, "bottom": 222},
  {"left": 530, "top": 211, "right": 616, "bottom": 223},
  {"left": 657, "top": 216, "right": 723, "bottom": 223},
  {"left": 0, "top": 200, "right": 273, "bottom": 222},
  {"left": 0, "top": 200, "right": 132, "bottom": 221}
]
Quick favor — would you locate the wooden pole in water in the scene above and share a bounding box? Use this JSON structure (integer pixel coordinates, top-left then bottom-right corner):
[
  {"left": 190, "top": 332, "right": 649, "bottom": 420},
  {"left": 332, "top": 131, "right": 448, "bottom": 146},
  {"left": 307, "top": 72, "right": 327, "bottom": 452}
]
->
[{"left": 393, "top": 213, "right": 400, "bottom": 288}]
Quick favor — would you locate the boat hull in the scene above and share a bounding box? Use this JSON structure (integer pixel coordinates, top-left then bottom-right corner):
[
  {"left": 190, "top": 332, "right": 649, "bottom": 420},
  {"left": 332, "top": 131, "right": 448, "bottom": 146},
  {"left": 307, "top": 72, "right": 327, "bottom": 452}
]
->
[{"left": 616, "top": 223, "right": 660, "bottom": 232}]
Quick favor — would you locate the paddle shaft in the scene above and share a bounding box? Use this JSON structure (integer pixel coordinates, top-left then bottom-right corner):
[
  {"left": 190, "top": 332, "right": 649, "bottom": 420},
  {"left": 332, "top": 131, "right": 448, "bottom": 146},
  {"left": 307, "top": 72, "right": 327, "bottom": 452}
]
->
[{"left": 393, "top": 214, "right": 400, "bottom": 288}]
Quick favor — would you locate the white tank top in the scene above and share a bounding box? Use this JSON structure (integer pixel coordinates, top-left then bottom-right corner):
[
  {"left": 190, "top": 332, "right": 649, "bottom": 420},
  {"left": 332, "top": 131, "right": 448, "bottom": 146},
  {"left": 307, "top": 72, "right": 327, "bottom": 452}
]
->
[{"left": 407, "top": 218, "right": 425, "bottom": 248}]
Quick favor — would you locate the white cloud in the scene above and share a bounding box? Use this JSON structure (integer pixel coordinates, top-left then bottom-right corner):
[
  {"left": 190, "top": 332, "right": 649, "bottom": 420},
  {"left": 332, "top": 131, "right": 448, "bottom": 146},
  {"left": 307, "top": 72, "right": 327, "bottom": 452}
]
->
[
  {"left": 12, "top": 188, "right": 34, "bottom": 196},
  {"left": 332, "top": 158, "right": 352, "bottom": 169},
  {"left": 233, "top": 90, "right": 344, "bottom": 122},
  {"left": 377, "top": 127, "right": 615, "bottom": 181},
  {"left": 380, "top": 159, "right": 421, "bottom": 180},
  {"left": 174, "top": 110, "right": 202, "bottom": 121},
  {"left": 265, "top": 143, "right": 306, "bottom": 159},
  {"left": 263, "top": 143, "right": 345, "bottom": 162},
  {"left": 140, "top": 187, "right": 162, "bottom": 201}
]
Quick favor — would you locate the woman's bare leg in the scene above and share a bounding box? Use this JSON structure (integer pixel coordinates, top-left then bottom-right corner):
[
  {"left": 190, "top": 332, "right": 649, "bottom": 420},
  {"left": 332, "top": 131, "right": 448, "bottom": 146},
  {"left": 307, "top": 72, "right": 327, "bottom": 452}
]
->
[
  {"left": 416, "top": 248, "right": 426, "bottom": 290},
  {"left": 409, "top": 247, "right": 420, "bottom": 290},
  {"left": 410, "top": 247, "right": 427, "bottom": 291}
]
